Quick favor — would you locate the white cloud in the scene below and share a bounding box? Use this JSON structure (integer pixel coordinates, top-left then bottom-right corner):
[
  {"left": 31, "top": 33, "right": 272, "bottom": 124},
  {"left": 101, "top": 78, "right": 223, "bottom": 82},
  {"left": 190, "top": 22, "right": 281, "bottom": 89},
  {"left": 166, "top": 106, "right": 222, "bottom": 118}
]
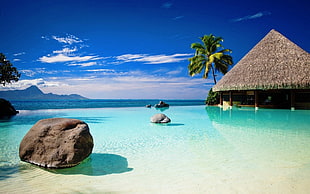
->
[
  {"left": 232, "top": 11, "right": 271, "bottom": 22},
  {"left": 0, "top": 78, "right": 67, "bottom": 90},
  {"left": 85, "top": 69, "right": 114, "bottom": 72},
  {"left": 84, "top": 69, "right": 128, "bottom": 76},
  {"left": 0, "top": 67, "right": 213, "bottom": 99},
  {"left": 84, "top": 69, "right": 118, "bottom": 75},
  {"left": 116, "top": 53, "right": 192, "bottom": 64},
  {"left": 39, "top": 54, "right": 102, "bottom": 63},
  {"left": 53, "top": 47, "right": 78, "bottom": 54},
  {"left": 166, "top": 67, "right": 183, "bottom": 75},
  {"left": 13, "top": 52, "right": 25, "bottom": 56},
  {"left": 162, "top": 2, "right": 173, "bottom": 8},
  {"left": 20, "top": 70, "right": 36, "bottom": 77},
  {"left": 41, "top": 36, "right": 50, "bottom": 40},
  {"left": 116, "top": 54, "right": 145, "bottom": 61},
  {"left": 173, "top": 16, "right": 184, "bottom": 20},
  {"left": 20, "top": 68, "right": 60, "bottom": 77},
  {"left": 37, "top": 74, "right": 211, "bottom": 99},
  {"left": 52, "top": 34, "right": 83, "bottom": 45},
  {"left": 38, "top": 34, "right": 102, "bottom": 65},
  {"left": 12, "top": 52, "right": 25, "bottom": 62},
  {"left": 249, "top": 12, "right": 264, "bottom": 19},
  {"left": 66, "top": 76, "right": 98, "bottom": 81},
  {"left": 152, "top": 67, "right": 183, "bottom": 75},
  {"left": 68, "top": 62, "right": 98, "bottom": 67}
]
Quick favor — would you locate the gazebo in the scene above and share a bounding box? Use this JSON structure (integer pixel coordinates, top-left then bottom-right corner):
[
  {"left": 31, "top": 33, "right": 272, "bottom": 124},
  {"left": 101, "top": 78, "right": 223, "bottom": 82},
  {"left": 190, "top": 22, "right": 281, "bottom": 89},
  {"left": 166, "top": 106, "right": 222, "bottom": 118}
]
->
[{"left": 212, "top": 29, "right": 310, "bottom": 110}]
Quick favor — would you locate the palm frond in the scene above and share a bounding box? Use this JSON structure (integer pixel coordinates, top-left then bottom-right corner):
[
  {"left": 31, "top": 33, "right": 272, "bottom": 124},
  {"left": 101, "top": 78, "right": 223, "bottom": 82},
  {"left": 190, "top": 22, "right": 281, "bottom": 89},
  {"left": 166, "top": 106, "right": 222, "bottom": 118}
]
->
[
  {"left": 218, "top": 49, "right": 232, "bottom": 53},
  {"left": 188, "top": 55, "right": 206, "bottom": 76},
  {"left": 191, "top": 43, "right": 204, "bottom": 49},
  {"left": 211, "top": 52, "right": 224, "bottom": 60}
]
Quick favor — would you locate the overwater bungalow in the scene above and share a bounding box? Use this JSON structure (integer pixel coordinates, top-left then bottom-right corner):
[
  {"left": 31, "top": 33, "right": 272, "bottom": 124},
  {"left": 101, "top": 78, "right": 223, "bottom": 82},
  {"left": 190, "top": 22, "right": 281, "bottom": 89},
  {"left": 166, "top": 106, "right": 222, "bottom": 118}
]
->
[{"left": 212, "top": 29, "right": 310, "bottom": 110}]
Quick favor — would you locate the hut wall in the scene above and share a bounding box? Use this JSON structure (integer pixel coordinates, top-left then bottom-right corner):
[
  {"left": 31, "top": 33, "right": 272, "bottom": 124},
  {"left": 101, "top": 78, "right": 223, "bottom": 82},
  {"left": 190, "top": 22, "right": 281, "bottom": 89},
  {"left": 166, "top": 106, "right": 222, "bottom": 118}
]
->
[
  {"left": 221, "top": 89, "right": 310, "bottom": 109},
  {"left": 295, "top": 89, "right": 310, "bottom": 109}
]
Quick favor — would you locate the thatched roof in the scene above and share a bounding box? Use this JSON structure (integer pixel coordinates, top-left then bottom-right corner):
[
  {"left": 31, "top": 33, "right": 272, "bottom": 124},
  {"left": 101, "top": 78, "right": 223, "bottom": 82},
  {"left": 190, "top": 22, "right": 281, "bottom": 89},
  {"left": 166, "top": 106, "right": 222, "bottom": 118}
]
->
[{"left": 213, "top": 29, "right": 310, "bottom": 92}]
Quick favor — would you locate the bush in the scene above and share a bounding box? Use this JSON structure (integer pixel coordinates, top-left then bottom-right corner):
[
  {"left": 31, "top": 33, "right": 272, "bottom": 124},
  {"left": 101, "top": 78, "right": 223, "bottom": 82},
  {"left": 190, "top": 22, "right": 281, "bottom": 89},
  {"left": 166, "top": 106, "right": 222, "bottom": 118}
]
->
[
  {"left": 205, "top": 89, "right": 219, "bottom": 105},
  {"left": 0, "top": 53, "right": 21, "bottom": 86}
]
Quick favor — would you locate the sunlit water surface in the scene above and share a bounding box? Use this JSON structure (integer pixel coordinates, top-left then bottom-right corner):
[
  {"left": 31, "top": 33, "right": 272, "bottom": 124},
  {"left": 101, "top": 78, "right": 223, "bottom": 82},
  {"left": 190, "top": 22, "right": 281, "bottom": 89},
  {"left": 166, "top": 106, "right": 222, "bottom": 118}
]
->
[{"left": 1, "top": 106, "right": 310, "bottom": 193}]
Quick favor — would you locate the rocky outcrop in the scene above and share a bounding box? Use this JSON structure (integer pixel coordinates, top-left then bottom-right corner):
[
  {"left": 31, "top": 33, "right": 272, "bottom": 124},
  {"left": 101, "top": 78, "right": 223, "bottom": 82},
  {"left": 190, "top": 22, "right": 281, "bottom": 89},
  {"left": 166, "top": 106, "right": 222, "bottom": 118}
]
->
[
  {"left": 150, "top": 113, "right": 171, "bottom": 123},
  {"left": 154, "top": 101, "right": 169, "bottom": 108},
  {"left": 0, "top": 98, "right": 19, "bottom": 119},
  {"left": 19, "top": 118, "right": 93, "bottom": 168}
]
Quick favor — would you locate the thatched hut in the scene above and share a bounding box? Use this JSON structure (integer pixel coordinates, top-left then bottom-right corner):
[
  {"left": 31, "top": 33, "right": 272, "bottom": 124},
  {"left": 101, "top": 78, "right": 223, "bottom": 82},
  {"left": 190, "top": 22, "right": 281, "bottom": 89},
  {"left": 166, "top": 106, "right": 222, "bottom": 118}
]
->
[{"left": 213, "top": 29, "right": 310, "bottom": 110}]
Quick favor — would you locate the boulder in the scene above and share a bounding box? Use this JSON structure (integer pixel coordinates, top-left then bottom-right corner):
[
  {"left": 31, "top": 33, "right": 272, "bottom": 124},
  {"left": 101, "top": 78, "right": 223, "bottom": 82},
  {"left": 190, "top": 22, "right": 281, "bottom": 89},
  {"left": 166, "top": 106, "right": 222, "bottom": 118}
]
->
[
  {"left": 150, "top": 113, "right": 171, "bottom": 123},
  {"left": 154, "top": 101, "right": 169, "bottom": 108},
  {"left": 0, "top": 98, "right": 19, "bottom": 119},
  {"left": 19, "top": 118, "right": 93, "bottom": 168}
]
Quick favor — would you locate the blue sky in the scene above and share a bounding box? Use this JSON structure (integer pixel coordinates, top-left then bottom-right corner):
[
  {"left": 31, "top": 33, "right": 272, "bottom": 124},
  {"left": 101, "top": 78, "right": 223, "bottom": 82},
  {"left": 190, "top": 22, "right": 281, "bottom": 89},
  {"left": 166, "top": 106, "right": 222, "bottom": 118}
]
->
[{"left": 1, "top": 0, "right": 309, "bottom": 99}]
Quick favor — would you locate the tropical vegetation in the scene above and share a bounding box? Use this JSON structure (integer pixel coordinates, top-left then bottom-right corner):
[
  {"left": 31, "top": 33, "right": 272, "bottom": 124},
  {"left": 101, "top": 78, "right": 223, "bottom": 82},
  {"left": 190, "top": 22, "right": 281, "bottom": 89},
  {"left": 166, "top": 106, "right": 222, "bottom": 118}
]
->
[
  {"left": 205, "top": 89, "right": 220, "bottom": 105},
  {"left": 0, "top": 53, "right": 21, "bottom": 86},
  {"left": 188, "top": 34, "right": 233, "bottom": 84},
  {"left": 188, "top": 34, "right": 233, "bottom": 105}
]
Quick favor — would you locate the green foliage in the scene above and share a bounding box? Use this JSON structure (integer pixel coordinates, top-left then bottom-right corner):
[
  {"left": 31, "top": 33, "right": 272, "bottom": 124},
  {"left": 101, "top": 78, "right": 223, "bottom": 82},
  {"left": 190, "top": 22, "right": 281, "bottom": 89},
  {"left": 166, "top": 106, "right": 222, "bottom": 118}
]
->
[
  {"left": 205, "top": 89, "right": 219, "bottom": 105},
  {"left": 188, "top": 34, "right": 233, "bottom": 84},
  {"left": 0, "top": 53, "right": 21, "bottom": 86}
]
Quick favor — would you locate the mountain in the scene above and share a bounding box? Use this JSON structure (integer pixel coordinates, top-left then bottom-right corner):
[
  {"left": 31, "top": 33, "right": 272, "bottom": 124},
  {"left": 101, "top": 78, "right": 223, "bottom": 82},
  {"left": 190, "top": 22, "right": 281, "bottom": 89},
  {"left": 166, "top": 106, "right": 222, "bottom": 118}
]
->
[{"left": 0, "top": 86, "right": 88, "bottom": 100}]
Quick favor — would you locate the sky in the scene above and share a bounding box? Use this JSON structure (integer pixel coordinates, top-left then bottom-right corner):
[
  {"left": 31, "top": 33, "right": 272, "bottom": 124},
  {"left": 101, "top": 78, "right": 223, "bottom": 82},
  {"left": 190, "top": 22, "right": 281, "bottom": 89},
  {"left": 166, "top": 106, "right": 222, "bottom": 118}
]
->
[{"left": 0, "top": 0, "right": 309, "bottom": 99}]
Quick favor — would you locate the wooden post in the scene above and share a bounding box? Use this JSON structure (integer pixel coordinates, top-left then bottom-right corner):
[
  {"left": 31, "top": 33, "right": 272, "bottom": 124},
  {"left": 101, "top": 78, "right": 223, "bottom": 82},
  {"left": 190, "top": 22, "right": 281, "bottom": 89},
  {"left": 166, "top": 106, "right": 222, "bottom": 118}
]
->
[
  {"left": 220, "top": 92, "right": 223, "bottom": 107},
  {"left": 254, "top": 90, "right": 259, "bottom": 110},
  {"left": 290, "top": 90, "right": 295, "bottom": 111},
  {"left": 229, "top": 91, "right": 233, "bottom": 109}
]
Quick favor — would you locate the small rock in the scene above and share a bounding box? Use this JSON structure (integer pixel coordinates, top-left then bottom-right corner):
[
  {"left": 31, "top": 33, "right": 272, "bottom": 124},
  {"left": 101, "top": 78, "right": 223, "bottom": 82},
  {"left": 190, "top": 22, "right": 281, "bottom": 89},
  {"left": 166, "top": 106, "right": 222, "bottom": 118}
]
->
[
  {"left": 150, "top": 113, "right": 171, "bottom": 123},
  {"left": 154, "top": 101, "right": 169, "bottom": 108}
]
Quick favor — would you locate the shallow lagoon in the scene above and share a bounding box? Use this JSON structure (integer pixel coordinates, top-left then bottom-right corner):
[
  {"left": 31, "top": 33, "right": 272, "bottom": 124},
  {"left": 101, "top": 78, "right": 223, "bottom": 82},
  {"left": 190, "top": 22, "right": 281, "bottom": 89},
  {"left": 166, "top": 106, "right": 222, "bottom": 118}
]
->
[{"left": 1, "top": 106, "right": 310, "bottom": 193}]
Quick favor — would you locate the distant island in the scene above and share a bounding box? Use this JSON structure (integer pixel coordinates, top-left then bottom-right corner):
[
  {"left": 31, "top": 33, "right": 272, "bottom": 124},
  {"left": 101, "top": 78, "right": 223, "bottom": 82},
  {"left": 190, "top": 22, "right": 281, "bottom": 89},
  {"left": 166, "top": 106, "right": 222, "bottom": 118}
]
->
[{"left": 0, "top": 85, "right": 88, "bottom": 100}]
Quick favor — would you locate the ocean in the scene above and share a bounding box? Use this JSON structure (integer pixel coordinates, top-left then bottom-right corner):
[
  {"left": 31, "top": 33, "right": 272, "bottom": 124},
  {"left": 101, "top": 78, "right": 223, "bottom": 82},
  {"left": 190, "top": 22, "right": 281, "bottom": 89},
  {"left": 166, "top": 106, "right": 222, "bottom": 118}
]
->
[{"left": 10, "top": 99, "right": 206, "bottom": 110}]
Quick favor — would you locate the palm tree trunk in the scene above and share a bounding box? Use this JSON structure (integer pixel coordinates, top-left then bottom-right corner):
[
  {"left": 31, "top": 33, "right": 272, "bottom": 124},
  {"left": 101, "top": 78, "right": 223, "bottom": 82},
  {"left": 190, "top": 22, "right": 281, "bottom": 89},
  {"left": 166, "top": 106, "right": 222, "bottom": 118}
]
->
[{"left": 210, "top": 64, "right": 217, "bottom": 84}]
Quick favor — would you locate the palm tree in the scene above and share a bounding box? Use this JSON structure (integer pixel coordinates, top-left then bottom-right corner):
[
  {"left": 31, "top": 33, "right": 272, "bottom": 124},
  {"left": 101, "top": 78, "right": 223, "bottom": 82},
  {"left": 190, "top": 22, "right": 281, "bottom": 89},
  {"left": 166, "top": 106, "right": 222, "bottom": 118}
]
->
[{"left": 188, "top": 34, "right": 233, "bottom": 84}]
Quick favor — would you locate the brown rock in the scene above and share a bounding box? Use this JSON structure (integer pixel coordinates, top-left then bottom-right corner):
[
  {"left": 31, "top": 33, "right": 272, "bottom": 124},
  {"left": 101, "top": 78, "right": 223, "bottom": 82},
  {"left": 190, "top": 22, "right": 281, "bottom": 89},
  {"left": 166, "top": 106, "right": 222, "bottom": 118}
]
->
[{"left": 19, "top": 118, "right": 93, "bottom": 168}]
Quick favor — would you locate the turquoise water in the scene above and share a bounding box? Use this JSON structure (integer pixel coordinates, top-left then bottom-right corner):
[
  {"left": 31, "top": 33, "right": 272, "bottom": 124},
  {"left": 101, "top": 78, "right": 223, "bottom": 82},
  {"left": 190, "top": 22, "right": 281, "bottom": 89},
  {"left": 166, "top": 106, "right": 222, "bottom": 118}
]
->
[
  {"left": 11, "top": 99, "right": 205, "bottom": 110},
  {"left": 1, "top": 106, "right": 310, "bottom": 193}
]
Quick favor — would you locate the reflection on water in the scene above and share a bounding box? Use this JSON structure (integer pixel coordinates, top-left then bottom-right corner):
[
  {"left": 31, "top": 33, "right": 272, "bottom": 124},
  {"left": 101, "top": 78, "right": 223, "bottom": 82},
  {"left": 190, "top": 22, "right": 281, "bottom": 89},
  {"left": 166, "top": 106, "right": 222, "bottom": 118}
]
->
[
  {"left": 205, "top": 106, "right": 310, "bottom": 132},
  {"left": 48, "top": 153, "right": 133, "bottom": 176},
  {"left": 205, "top": 106, "right": 310, "bottom": 179},
  {"left": 63, "top": 116, "right": 110, "bottom": 124},
  {"left": 154, "top": 107, "right": 169, "bottom": 112}
]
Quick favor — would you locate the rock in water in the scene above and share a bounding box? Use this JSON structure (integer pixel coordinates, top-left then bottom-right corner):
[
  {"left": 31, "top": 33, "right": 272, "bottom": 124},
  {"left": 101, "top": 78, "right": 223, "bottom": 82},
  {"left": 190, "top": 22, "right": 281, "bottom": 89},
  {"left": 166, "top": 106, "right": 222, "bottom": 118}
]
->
[
  {"left": 0, "top": 98, "right": 19, "bottom": 119},
  {"left": 19, "top": 118, "right": 94, "bottom": 168},
  {"left": 154, "top": 101, "right": 169, "bottom": 108},
  {"left": 150, "top": 113, "right": 171, "bottom": 123}
]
